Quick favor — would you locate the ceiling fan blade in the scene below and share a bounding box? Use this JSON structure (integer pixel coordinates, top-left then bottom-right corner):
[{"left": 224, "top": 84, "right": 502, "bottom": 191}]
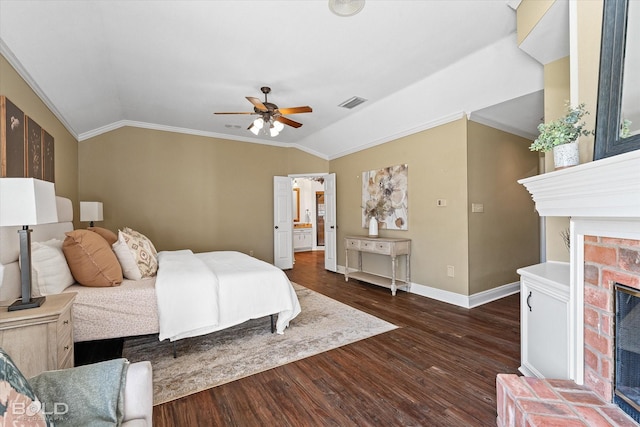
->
[
  {"left": 277, "top": 106, "right": 312, "bottom": 115},
  {"left": 246, "top": 96, "right": 267, "bottom": 111},
  {"left": 276, "top": 116, "right": 303, "bottom": 128},
  {"left": 214, "top": 112, "right": 254, "bottom": 115}
]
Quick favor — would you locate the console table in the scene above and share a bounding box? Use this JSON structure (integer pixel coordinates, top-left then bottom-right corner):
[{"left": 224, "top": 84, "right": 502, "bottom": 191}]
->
[{"left": 344, "top": 236, "right": 411, "bottom": 296}]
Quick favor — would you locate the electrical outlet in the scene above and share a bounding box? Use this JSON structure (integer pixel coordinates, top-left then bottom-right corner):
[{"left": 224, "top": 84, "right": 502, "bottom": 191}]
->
[
  {"left": 249, "top": 250, "right": 254, "bottom": 257},
  {"left": 437, "top": 199, "right": 447, "bottom": 207},
  {"left": 447, "top": 265, "right": 455, "bottom": 277}
]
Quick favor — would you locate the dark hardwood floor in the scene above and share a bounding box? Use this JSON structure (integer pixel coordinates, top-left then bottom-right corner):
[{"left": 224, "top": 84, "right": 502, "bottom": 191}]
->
[{"left": 153, "top": 251, "right": 521, "bottom": 426}]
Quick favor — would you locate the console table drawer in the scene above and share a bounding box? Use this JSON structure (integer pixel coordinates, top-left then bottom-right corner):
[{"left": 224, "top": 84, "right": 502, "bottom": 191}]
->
[
  {"left": 345, "top": 239, "right": 361, "bottom": 250},
  {"left": 373, "top": 241, "right": 391, "bottom": 254},
  {"left": 361, "top": 240, "right": 376, "bottom": 252}
]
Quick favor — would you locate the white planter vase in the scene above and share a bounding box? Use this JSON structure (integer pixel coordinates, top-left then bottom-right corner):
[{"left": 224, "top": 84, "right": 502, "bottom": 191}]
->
[
  {"left": 368, "top": 217, "right": 379, "bottom": 237},
  {"left": 553, "top": 141, "right": 580, "bottom": 170}
]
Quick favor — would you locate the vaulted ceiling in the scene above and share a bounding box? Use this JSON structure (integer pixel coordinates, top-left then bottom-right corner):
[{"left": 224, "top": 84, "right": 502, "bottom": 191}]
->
[{"left": 0, "top": 0, "right": 545, "bottom": 159}]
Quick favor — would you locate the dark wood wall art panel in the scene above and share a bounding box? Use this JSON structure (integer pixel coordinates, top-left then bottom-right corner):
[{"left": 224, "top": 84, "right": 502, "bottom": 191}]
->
[
  {"left": 26, "top": 116, "right": 42, "bottom": 180},
  {"left": 1, "top": 96, "right": 26, "bottom": 177},
  {"left": 42, "top": 130, "right": 54, "bottom": 182},
  {"left": 1, "top": 95, "right": 55, "bottom": 182}
]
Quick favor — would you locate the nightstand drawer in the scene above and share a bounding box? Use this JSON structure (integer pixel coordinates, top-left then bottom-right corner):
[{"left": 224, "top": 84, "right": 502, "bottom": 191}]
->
[
  {"left": 57, "top": 307, "right": 72, "bottom": 337},
  {"left": 58, "top": 332, "right": 73, "bottom": 364}
]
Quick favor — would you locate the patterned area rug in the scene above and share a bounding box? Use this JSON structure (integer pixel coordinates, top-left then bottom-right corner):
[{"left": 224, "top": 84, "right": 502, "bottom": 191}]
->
[{"left": 122, "top": 283, "right": 397, "bottom": 405}]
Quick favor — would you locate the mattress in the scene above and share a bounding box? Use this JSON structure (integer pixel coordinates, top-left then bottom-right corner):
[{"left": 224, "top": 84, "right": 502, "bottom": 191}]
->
[{"left": 64, "top": 277, "right": 158, "bottom": 342}]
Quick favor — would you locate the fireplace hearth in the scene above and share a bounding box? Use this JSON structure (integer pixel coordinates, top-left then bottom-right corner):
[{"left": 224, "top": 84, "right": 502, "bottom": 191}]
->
[{"left": 615, "top": 283, "right": 640, "bottom": 423}]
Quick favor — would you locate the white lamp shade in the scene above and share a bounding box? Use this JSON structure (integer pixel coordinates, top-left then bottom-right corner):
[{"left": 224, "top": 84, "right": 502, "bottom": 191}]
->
[
  {"left": 80, "top": 201, "right": 104, "bottom": 222},
  {"left": 0, "top": 178, "right": 58, "bottom": 226}
]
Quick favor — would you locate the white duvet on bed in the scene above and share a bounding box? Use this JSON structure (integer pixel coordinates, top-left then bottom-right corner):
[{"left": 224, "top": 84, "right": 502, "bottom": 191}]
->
[{"left": 156, "top": 250, "right": 301, "bottom": 342}]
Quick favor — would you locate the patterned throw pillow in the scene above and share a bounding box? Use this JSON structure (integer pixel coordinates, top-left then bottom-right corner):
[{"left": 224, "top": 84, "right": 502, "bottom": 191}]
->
[
  {"left": 0, "top": 349, "right": 50, "bottom": 426},
  {"left": 112, "top": 227, "right": 158, "bottom": 280}
]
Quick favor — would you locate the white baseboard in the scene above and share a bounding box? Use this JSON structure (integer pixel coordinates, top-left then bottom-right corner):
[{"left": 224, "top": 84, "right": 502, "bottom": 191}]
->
[{"left": 336, "top": 264, "right": 520, "bottom": 308}]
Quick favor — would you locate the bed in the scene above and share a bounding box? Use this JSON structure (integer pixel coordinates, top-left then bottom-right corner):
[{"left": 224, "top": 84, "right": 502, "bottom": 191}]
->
[{"left": 0, "top": 196, "right": 301, "bottom": 343}]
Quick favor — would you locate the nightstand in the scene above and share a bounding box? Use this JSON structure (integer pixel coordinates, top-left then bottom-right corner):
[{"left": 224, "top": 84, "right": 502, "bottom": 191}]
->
[{"left": 0, "top": 292, "right": 76, "bottom": 378}]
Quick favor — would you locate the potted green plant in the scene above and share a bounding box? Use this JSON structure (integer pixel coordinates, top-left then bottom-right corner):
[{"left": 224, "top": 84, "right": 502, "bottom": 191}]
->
[{"left": 529, "top": 102, "right": 594, "bottom": 169}]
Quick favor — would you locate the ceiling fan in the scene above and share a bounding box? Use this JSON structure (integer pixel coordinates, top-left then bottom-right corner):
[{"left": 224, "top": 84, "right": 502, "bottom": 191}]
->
[{"left": 214, "top": 86, "right": 312, "bottom": 137}]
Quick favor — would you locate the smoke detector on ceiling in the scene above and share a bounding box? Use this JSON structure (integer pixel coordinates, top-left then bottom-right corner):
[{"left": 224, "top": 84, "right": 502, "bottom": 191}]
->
[{"left": 328, "top": 0, "right": 365, "bottom": 17}]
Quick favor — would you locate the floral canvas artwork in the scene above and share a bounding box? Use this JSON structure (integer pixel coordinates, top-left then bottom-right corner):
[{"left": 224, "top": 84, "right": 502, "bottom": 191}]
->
[{"left": 362, "top": 164, "right": 408, "bottom": 230}]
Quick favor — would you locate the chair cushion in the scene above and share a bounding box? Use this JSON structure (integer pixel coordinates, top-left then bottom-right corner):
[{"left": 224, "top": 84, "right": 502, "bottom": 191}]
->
[
  {"left": 0, "top": 348, "right": 50, "bottom": 426},
  {"left": 29, "top": 358, "right": 129, "bottom": 427}
]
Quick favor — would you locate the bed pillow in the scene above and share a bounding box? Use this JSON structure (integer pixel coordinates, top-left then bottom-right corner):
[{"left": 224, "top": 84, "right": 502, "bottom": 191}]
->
[
  {"left": 0, "top": 348, "right": 50, "bottom": 426},
  {"left": 112, "top": 227, "right": 158, "bottom": 280},
  {"left": 29, "top": 239, "right": 75, "bottom": 296},
  {"left": 62, "top": 230, "right": 123, "bottom": 287},
  {"left": 88, "top": 226, "right": 118, "bottom": 246}
]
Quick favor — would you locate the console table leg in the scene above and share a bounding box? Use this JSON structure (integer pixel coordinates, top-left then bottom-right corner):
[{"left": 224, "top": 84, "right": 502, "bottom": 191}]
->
[
  {"left": 391, "top": 256, "right": 397, "bottom": 296},
  {"left": 345, "top": 249, "right": 349, "bottom": 281}
]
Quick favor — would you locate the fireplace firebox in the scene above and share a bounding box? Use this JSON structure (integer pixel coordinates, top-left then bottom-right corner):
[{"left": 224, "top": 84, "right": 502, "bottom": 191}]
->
[{"left": 615, "top": 283, "right": 640, "bottom": 423}]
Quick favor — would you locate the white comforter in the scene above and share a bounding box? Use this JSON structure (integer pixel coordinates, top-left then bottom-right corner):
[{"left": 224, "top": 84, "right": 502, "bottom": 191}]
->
[{"left": 155, "top": 250, "right": 301, "bottom": 342}]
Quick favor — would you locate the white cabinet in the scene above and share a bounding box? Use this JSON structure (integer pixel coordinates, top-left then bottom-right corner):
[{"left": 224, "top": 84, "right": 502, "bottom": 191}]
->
[
  {"left": 293, "top": 228, "right": 312, "bottom": 252},
  {"left": 517, "top": 262, "right": 570, "bottom": 379}
]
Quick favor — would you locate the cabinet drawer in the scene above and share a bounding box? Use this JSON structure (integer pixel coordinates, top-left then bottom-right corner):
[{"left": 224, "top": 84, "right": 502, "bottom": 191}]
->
[
  {"left": 373, "top": 241, "right": 391, "bottom": 254},
  {"left": 58, "top": 332, "right": 73, "bottom": 365},
  {"left": 360, "top": 240, "right": 376, "bottom": 252},
  {"left": 346, "top": 239, "right": 360, "bottom": 250},
  {"left": 57, "top": 308, "right": 72, "bottom": 338}
]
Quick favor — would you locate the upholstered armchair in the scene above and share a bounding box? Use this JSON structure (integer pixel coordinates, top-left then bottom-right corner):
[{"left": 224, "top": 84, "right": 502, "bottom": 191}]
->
[{"left": 0, "top": 348, "right": 153, "bottom": 426}]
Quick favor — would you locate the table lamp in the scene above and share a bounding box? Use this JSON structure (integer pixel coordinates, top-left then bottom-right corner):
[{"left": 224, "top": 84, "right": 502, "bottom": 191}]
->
[
  {"left": 80, "top": 201, "right": 103, "bottom": 227},
  {"left": 0, "top": 178, "right": 58, "bottom": 311}
]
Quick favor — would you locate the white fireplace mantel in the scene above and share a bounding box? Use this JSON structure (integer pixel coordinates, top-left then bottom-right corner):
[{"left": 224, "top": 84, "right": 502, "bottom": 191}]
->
[
  {"left": 518, "top": 149, "right": 640, "bottom": 385},
  {"left": 518, "top": 149, "right": 640, "bottom": 218}
]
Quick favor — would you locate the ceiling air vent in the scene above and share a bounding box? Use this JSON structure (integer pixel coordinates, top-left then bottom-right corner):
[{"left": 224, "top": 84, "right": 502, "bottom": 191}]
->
[{"left": 338, "top": 96, "right": 367, "bottom": 109}]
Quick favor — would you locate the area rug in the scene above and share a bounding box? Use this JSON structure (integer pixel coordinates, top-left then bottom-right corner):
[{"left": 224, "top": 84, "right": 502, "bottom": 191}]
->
[{"left": 122, "top": 283, "right": 397, "bottom": 405}]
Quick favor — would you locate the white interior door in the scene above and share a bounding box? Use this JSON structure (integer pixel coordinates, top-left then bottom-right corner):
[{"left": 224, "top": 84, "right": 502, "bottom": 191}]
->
[
  {"left": 273, "top": 176, "right": 293, "bottom": 269},
  {"left": 323, "top": 173, "right": 337, "bottom": 272}
]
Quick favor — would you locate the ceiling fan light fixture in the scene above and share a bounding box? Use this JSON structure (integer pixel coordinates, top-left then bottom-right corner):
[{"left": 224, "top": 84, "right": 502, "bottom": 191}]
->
[
  {"left": 248, "top": 123, "right": 260, "bottom": 135},
  {"left": 274, "top": 120, "right": 284, "bottom": 132},
  {"left": 253, "top": 117, "right": 264, "bottom": 130},
  {"left": 329, "top": 0, "right": 365, "bottom": 17}
]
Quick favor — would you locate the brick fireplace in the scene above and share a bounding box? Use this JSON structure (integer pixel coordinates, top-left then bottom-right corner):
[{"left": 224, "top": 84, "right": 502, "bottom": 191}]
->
[
  {"left": 584, "top": 236, "right": 640, "bottom": 419},
  {"left": 498, "top": 150, "right": 640, "bottom": 426}
]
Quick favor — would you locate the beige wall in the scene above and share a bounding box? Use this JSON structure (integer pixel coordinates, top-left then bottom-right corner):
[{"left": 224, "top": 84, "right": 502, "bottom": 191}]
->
[
  {"left": 576, "top": 0, "right": 604, "bottom": 163},
  {"left": 78, "top": 127, "right": 328, "bottom": 261},
  {"left": 535, "top": 1, "right": 603, "bottom": 263},
  {"left": 332, "top": 118, "right": 470, "bottom": 294},
  {"left": 0, "top": 55, "right": 78, "bottom": 207},
  {"left": 542, "top": 57, "right": 572, "bottom": 262},
  {"left": 517, "top": 0, "right": 555, "bottom": 45},
  {"left": 332, "top": 117, "right": 540, "bottom": 296},
  {"left": 467, "top": 121, "right": 540, "bottom": 294}
]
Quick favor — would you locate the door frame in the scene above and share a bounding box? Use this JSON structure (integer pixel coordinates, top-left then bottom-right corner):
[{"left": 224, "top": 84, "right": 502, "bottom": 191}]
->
[{"left": 288, "top": 172, "right": 337, "bottom": 272}]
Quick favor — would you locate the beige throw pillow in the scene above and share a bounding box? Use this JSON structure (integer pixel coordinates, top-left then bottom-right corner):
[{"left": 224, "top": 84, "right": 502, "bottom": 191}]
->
[
  {"left": 28, "top": 239, "right": 75, "bottom": 296},
  {"left": 112, "top": 227, "right": 158, "bottom": 280}
]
